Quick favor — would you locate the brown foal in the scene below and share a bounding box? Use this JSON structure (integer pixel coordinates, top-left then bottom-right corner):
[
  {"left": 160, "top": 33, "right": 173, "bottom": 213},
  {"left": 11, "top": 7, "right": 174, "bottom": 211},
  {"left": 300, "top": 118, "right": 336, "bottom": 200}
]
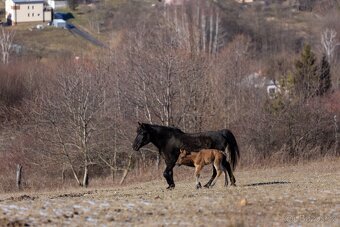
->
[{"left": 177, "top": 148, "right": 235, "bottom": 189}]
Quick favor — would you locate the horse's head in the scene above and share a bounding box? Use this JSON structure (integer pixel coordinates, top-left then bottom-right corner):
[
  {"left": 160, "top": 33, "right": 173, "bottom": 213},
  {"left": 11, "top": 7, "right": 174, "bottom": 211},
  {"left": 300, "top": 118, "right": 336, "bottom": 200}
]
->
[
  {"left": 132, "top": 122, "right": 152, "bottom": 151},
  {"left": 176, "top": 149, "right": 190, "bottom": 166}
]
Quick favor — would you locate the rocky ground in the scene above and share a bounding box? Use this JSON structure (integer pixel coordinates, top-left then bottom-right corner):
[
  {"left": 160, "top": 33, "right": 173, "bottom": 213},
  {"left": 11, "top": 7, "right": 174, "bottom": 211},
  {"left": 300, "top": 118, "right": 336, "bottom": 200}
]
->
[{"left": 1, "top": 158, "right": 340, "bottom": 226}]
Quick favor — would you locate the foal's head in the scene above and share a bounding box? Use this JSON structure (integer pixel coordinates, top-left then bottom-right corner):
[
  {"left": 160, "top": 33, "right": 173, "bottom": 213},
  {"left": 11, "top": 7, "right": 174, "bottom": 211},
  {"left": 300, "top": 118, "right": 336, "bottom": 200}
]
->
[
  {"left": 132, "top": 122, "right": 152, "bottom": 151},
  {"left": 176, "top": 149, "right": 191, "bottom": 166}
]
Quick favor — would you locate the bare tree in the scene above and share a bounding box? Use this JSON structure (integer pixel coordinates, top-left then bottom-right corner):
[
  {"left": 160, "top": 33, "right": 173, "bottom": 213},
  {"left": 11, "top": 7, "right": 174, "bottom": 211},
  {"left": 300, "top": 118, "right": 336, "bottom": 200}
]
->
[
  {"left": 321, "top": 28, "right": 340, "bottom": 64},
  {"left": 33, "top": 60, "right": 117, "bottom": 187},
  {"left": 116, "top": 20, "right": 213, "bottom": 170},
  {"left": 0, "top": 28, "right": 15, "bottom": 64},
  {"left": 163, "top": 0, "right": 224, "bottom": 55},
  {"left": 127, "top": 24, "right": 211, "bottom": 129},
  {"left": 211, "top": 34, "right": 253, "bottom": 127}
]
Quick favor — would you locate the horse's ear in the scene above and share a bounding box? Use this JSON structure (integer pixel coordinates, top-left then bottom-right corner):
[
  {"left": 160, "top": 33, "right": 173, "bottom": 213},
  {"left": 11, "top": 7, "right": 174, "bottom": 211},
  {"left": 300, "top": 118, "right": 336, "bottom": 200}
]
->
[
  {"left": 180, "top": 149, "right": 188, "bottom": 155},
  {"left": 138, "top": 122, "right": 145, "bottom": 128}
]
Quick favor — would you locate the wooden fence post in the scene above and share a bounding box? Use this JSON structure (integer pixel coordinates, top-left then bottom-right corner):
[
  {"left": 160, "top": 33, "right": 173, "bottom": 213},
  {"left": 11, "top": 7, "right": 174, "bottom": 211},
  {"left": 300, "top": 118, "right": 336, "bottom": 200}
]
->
[
  {"left": 16, "top": 164, "right": 22, "bottom": 190},
  {"left": 120, "top": 154, "right": 133, "bottom": 185},
  {"left": 61, "top": 166, "right": 66, "bottom": 184},
  {"left": 335, "top": 115, "right": 339, "bottom": 156}
]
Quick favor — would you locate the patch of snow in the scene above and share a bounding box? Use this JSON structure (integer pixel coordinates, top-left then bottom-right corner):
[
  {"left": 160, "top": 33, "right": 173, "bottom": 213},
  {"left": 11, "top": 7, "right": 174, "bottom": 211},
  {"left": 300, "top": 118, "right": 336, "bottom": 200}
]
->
[
  {"left": 99, "top": 202, "right": 110, "bottom": 208},
  {"left": 125, "top": 203, "right": 135, "bottom": 209},
  {"left": 52, "top": 208, "right": 64, "bottom": 216},
  {"left": 140, "top": 200, "right": 152, "bottom": 206},
  {"left": 73, "top": 204, "right": 83, "bottom": 209},
  {"left": 85, "top": 216, "right": 97, "bottom": 224},
  {"left": 39, "top": 210, "right": 48, "bottom": 216},
  {"left": 87, "top": 200, "right": 96, "bottom": 205}
]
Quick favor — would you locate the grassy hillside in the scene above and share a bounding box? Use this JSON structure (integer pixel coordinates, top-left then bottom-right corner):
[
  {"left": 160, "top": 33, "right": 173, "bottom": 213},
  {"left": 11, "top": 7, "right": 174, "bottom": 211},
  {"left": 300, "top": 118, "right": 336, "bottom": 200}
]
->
[
  {"left": 10, "top": 23, "right": 99, "bottom": 60},
  {"left": 5, "top": 0, "right": 152, "bottom": 59},
  {"left": 0, "top": 158, "right": 339, "bottom": 226},
  {"left": 6, "top": 0, "right": 339, "bottom": 60}
]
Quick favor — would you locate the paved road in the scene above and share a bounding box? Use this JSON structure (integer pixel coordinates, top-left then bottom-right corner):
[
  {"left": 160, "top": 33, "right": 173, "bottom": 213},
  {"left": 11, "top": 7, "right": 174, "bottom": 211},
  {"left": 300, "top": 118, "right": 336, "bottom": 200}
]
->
[{"left": 66, "top": 23, "right": 107, "bottom": 48}]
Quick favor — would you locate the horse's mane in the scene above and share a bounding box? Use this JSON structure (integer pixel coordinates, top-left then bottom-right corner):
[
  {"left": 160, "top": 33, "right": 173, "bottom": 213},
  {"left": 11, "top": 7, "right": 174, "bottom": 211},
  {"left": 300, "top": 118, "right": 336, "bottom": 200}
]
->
[{"left": 144, "top": 123, "right": 184, "bottom": 134}]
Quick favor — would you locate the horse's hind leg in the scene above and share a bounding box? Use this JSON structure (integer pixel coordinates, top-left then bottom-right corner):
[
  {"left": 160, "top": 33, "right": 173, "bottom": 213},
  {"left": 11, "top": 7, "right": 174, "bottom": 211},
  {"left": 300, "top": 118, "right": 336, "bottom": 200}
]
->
[
  {"left": 224, "top": 160, "right": 236, "bottom": 186},
  {"left": 223, "top": 164, "right": 228, "bottom": 187},
  {"left": 210, "top": 163, "right": 223, "bottom": 188},
  {"left": 204, "top": 165, "right": 216, "bottom": 188}
]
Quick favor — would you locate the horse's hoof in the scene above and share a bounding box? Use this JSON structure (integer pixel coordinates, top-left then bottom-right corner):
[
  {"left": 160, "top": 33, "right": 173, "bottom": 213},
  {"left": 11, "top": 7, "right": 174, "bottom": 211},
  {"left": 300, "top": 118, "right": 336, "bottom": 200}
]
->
[
  {"left": 231, "top": 183, "right": 236, "bottom": 187},
  {"left": 203, "top": 184, "right": 210, "bottom": 188},
  {"left": 166, "top": 184, "right": 175, "bottom": 190},
  {"left": 196, "top": 183, "right": 202, "bottom": 189}
]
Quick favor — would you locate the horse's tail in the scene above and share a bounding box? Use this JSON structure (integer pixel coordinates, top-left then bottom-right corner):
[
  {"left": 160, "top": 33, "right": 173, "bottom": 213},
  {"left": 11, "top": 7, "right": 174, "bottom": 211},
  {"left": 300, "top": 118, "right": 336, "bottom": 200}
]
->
[{"left": 223, "top": 130, "right": 240, "bottom": 171}]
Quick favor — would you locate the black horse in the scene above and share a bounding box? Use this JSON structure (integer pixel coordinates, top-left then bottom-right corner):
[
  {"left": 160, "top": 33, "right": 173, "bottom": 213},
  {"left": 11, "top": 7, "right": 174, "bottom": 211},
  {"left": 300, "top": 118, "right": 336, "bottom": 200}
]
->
[{"left": 132, "top": 122, "right": 240, "bottom": 189}]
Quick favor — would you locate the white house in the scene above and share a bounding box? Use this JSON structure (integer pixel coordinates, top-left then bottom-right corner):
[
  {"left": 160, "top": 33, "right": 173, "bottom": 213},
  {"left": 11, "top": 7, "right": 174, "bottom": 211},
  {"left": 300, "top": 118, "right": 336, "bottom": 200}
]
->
[
  {"left": 5, "top": 0, "right": 52, "bottom": 24},
  {"left": 266, "top": 80, "right": 279, "bottom": 97},
  {"left": 47, "top": 0, "right": 67, "bottom": 9},
  {"left": 242, "top": 71, "right": 280, "bottom": 97},
  {"left": 52, "top": 18, "right": 66, "bottom": 28}
]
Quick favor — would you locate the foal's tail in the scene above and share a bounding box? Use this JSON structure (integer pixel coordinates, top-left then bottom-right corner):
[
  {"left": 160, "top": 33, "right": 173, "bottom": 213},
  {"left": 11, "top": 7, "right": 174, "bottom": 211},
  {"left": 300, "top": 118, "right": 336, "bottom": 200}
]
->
[{"left": 223, "top": 130, "right": 240, "bottom": 171}]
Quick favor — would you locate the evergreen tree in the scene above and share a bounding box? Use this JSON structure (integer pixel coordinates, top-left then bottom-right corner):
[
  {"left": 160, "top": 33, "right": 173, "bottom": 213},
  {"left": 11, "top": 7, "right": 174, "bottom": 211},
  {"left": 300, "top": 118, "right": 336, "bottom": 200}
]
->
[
  {"left": 318, "top": 54, "right": 331, "bottom": 96},
  {"left": 294, "top": 44, "right": 319, "bottom": 99}
]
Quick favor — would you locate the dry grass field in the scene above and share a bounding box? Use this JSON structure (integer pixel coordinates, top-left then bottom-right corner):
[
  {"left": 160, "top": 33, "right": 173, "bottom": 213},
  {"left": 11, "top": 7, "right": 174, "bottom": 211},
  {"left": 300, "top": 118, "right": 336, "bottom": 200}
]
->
[
  {"left": 0, "top": 158, "right": 340, "bottom": 226},
  {"left": 9, "top": 23, "right": 99, "bottom": 59}
]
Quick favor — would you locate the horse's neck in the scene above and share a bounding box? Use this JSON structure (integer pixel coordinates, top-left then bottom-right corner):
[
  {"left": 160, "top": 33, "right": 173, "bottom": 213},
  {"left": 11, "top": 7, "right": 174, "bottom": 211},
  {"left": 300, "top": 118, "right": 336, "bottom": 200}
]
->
[
  {"left": 181, "top": 156, "right": 195, "bottom": 166},
  {"left": 188, "top": 153, "right": 198, "bottom": 161},
  {"left": 149, "top": 126, "right": 181, "bottom": 150},
  {"left": 148, "top": 126, "right": 164, "bottom": 149}
]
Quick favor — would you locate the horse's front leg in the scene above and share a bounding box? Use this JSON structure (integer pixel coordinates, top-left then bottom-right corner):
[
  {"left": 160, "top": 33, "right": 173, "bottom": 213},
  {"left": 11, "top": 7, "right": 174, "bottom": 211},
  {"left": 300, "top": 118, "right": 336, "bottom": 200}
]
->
[
  {"left": 163, "top": 164, "right": 176, "bottom": 190},
  {"left": 204, "top": 165, "right": 217, "bottom": 188}
]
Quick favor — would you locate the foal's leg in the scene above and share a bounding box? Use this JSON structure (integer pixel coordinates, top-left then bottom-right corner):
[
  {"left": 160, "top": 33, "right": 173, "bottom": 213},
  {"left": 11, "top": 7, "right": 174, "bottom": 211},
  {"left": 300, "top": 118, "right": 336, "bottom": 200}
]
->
[
  {"left": 204, "top": 165, "right": 217, "bottom": 188},
  {"left": 194, "top": 165, "right": 203, "bottom": 189},
  {"left": 210, "top": 162, "right": 223, "bottom": 188}
]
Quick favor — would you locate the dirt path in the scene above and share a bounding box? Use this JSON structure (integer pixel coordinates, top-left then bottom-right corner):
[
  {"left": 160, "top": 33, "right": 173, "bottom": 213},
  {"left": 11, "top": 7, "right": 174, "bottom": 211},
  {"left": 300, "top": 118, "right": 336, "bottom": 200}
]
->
[{"left": 1, "top": 159, "right": 340, "bottom": 226}]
